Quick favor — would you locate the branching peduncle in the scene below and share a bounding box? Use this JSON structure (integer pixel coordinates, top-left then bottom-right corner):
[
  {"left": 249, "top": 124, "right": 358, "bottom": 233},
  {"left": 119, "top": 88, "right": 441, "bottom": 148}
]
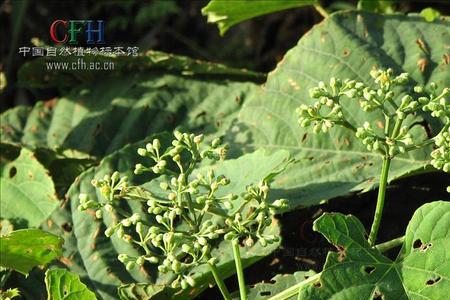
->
[{"left": 297, "top": 68, "right": 450, "bottom": 245}]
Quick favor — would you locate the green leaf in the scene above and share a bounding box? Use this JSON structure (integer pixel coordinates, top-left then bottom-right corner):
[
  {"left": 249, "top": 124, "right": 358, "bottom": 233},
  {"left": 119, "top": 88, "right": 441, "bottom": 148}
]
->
[
  {"left": 18, "top": 50, "right": 264, "bottom": 89},
  {"left": 69, "top": 139, "right": 284, "bottom": 300},
  {"left": 0, "top": 148, "right": 58, "bottom": 227},
  {"left": 3, "top": 61, "right": 260, "bottom": 158},
  {"left": 44, "top": 268, "right": 96, "bottom": 300},
  {"left": 297, "top": 201, "right": 450, "bottom": 299},
  {"left": 400, "top": 200, "right": 450, "bottom": 258},
  {"left": 227, "top": 11, "right": 450, "bottom": 208},
  {"left": 202, "top": 0, "right": 317, "bottom": 35},
  {"left": 0, "top": 229, "right": 63, "bottom": 275},
  {"left": 420, "top": 7, "right": 441, "bottom": 22},
  {"left": 243, "top": 270, "right": 316, "bottom": 300}
]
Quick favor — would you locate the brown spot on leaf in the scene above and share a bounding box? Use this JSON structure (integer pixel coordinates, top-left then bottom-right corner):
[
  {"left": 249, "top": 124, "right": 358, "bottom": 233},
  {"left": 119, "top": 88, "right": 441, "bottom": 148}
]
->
[
  {"left": 47, "top": 219, "right": 53, "bottom": 228},
  {"left": 43, "top": 98, "right": 58, "bottom": 109},
  {"left": 336, "top": 245, "right": 346, "bottom": 262},
  {"left": 60, "top": 256, "right": 74, "bottom": 267},
  {"left": 416, "top": 39, "right": 429, "bottom": 54},
  {"left": 417, "top": 58, "right": 428, "bottom": 72},
  {"left": 443, "top": 53, "right": 450, "bottom": 65},
  {"left": 343, "top": 49, "right": 350, "bottom": 56},
  {"left": 376, "top": 120, "right": 384, "bottom": 129}
]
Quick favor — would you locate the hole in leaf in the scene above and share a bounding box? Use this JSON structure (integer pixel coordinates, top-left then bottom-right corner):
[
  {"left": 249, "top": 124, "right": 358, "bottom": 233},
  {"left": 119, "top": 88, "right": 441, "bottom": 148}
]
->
[
  {"left": 426, "top": 277, "right": 441, "bottom": 285},
  {"left": 301, "top": 133, "right": 308, "bottom": 143},
  {"left": 413, "top": 239, "right": 423, "bottom": 249},
  {"left": 420, "top": 242, "right": 432, "bottom": 252},
  {"left": 61, "top": 223, "right": 72, "bottom": 232},
  {"left": 363, "top": 265, "right": 376, "bottom": 275},
  {"left": 372, "top": 291, "right": 384, "bottom": 300},
  {"left": 313, "top": 281, "right": 322, "bottom": 288},
  {"left": 260, "top": 291, "right": 271, "bottom": 296},
  {"left": 336, "top": 245, "right": 346, "bottom": 262},
  {"left": 9, "top": 167, "right": 17, "bottom": 178}
]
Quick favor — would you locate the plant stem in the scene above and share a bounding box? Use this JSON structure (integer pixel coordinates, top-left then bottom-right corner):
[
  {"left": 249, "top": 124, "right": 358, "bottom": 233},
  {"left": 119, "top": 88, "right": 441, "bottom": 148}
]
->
[
  {"left": 368, "top": 157, "right": 391, "bottom": 246},
  {"left": 232, "top": 239, "right": 247, "bottom": 300},
  {"left": 268, "top": 273, "right": 320, "bottom": 300},
  {"left": 208, "top": 262, "right": 232, "bottom": 300},
  {"left": 313, "top": 4, "right": 330, "bottom": 18},
  {"left": 375, "top": 236, "right": 405, "bottom": 252}
]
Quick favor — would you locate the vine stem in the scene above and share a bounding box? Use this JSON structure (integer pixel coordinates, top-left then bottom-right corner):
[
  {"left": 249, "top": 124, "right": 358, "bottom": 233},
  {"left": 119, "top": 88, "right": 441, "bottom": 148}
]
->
[
  {"left": 368, "top": 157, "right": 391, "bottom": 246},
  {"left": 313, "top": 4, "right": 330, "bottom": 18},
  {"left": 375, "top": 236, "right": 405, "bottom": 252},
  {"left": 208, "top": 262, "right": 232, "bottom": 300},
  {"left": 268, "top": 273, "right": 320, "bottom": 300},
  {"left": 232, "top": 239, "right": 247, "bottom": 300}
]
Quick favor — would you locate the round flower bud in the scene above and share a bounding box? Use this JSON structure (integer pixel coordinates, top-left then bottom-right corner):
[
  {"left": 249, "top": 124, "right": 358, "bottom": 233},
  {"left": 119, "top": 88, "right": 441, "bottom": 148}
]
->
[
  {"left": 184, "top": 275, "right": 196, "bottom": 287},
  {"left": 126, "top": 261, "right": 136, "bottom": 271},
  {"left": 118, "top": 254, "right": 128, "bottom": 262},
  {"left": 136, "top": 256, "right": 145, "bottom": 266},
  {"left": 105, "top": 227, "right": 115, "bottom": 237},
  {"left": 95, "top": 209, "right": 103, "bottom": 219}
]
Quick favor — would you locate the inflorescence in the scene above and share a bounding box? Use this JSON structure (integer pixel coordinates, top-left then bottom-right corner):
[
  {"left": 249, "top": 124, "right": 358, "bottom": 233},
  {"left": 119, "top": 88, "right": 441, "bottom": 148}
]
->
[
  {"left": 79, "top": 131, "right": 288, "bottom": 289},
  {"left": 297, "top": 68, "right": 450, "bottom": 160}
]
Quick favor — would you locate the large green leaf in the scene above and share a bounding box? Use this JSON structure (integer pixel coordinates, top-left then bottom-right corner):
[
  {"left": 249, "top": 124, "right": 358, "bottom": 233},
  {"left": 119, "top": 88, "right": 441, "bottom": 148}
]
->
[
  {"left": 44, "top": 268, "right": 97, "bottom": 300},
  {"left": 0, "top": 51, "right": 262, "bottom": 297},
  {"left": 18, "top": 50, "right": 264, "bottom": 89},
  {"left": 0, "top": 148, "right": 58, "bottom": 227},
  {"left": 69, "top": 139, "right": 286, "bottom": 299},
  {"left": 0, "top": 229, "right": 63, "bottom": 275},
  {"left": 202, "top": 0, "right": 317, "bottom": 35},
  {"left": 228, "top": 11, "right": 450, "bottom": 208},
  {"left": 2, "top": 74, "right": 259, "bottom": 159},
  {"left": 297, "top": 201, "right": 450, "bottom": 299}
]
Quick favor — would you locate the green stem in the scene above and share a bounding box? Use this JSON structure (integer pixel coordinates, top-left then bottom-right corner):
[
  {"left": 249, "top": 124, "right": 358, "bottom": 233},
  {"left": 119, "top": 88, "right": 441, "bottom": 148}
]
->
[
  {"left": 313, "top": 4, "right": 330, "bottom": 18},
  {"left": 268, "top": 273, "right": 320, "bottom": 300},
  {"left": 368, "top": 157, "right": 391, "bottom": 246},
  {"left": 208, "top": 262, "right": 232, "bottom": 300},
  {"left": 375, "top": 236, "right": 405, "bottom": 252},
  {"left": 391, "top": 118, "right": 403, "bottom": 139},
  {"left": 232, "top": 239, "right": 247, "bottom": 300}
]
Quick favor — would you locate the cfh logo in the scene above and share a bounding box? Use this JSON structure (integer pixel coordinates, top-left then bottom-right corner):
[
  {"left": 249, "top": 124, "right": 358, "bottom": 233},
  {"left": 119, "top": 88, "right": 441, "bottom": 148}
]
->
[{"left": 50, "top": 20, "right": 105, "bottom": 44}]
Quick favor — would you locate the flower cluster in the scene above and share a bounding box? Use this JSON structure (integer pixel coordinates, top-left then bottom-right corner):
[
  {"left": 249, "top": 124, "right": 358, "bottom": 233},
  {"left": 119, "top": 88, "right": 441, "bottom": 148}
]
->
[
  {"left": 297, "top": 68, "right": 449, "bottom": 159},
  {"left": 78, "top": 131, "right": 287, "bottom": 289},
  {"left": 431, "top": 129, "right": 450, "bottom": 173}
]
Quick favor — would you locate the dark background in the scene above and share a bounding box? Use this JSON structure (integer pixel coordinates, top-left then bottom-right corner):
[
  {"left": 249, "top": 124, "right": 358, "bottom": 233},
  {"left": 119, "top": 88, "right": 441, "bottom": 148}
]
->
[
  {"left": 1, "top": 0, "right": 450, "bottom": 111},
  {"left": 1, "top": 1, "right": 450, "bottom": 298}
]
